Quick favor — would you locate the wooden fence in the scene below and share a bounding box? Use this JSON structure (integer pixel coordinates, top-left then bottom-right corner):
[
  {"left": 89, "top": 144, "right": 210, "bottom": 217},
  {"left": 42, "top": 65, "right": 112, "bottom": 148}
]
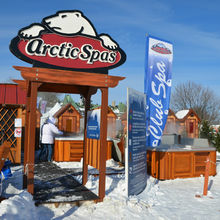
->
[{"left": 0, "top": 105, "right": 22, "bottom": 163}]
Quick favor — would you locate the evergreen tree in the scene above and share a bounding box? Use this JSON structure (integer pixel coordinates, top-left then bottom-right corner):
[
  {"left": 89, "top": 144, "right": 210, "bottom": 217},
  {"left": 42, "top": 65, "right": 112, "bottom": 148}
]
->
[
  {"left": 199, "top": 120, "right": 214, "bottom": 144},
  {"left": 118, "top": 102, "right": 127, "bottom": 113},
  {"left": 213, "top": 129, "right": 220, "bottom": 152},
  {"left": 63, "top": 94, "right": 79, "bottom": 109}
]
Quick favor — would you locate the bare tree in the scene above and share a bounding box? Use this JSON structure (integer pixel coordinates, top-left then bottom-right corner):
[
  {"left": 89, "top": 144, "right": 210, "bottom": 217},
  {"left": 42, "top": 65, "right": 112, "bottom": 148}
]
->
[
  {"left": 38, "top": 92, "right": 61, "bottom": 108},
  {"left": 170, "top": 81, "right": 220, "bottom": 123}
]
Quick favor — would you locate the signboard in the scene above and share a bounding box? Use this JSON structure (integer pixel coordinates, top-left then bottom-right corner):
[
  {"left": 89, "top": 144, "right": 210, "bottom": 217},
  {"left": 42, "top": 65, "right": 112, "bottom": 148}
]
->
[
  {"left": 126, "top": 88, "right": 147, "bottom": 196},
  {"left": 14, "top": 128, "right": 22, "bottom": 137},
  {"left": 9, "top": 10, "right": 126, "bottom": 73},
  {"left": 14, "top": 118, "right": 22, "bottom": 128},
  {"left": 87, "top": 109, "right": 100, "bottom": 139},
  {"left": 144, "top": 35, "right": 173, "bottom": 147}
]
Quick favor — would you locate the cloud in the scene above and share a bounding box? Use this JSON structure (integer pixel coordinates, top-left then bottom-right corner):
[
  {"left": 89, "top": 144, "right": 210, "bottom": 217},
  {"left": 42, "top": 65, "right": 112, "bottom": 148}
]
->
[
  {"left": 90, "top": 1, "right": 220, "bottom": 54},
  {"left": 1, "top": 0, "right": 220, "bottom": 100}
]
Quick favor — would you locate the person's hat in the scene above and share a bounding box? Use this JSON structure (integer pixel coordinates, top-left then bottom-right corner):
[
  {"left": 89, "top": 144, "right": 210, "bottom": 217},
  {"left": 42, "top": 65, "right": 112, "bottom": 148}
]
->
[{"left": 48, "top": 116, "right": 56, "bottom": 124}]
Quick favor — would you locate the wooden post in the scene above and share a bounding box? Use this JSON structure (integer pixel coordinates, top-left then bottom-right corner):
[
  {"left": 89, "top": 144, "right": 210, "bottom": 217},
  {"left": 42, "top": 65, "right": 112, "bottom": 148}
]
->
[
  {"left": 23, "top": 81, "right": 31, "bottom": 189},
  {"left": 26, "top": 81, "right": 38, "bottom": 194},
  {"left": 203, "top": 155, "right": 210, "bottom": 196},
  {"left": 98, "top": 87, "right": 108, "bottom": 201},
  {"left": 82, "top": 92, "right": 91, "bottom": 185}
]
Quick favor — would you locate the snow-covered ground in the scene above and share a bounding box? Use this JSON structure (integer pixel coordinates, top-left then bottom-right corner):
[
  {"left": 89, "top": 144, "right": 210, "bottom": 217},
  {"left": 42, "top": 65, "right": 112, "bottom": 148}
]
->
[{"left": 0, "top": 154, "right": 220, "bottom": 220}]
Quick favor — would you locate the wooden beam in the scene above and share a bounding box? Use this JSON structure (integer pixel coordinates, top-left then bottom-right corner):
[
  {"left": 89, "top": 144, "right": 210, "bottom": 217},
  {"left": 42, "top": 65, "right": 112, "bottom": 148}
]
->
[
  {"left": 82, "top": 93, "right": 91, "bottom": 185},
  {"left": 78, "top": 87, "right": 98, "bottom": 98},
  {"left": 13, "top": 66, "right": 125, "bottom": 88},
  {"left": 98, "top": 87, "right": 108, "bottom": 202},
  {"left": 12, "top": 80, "right": 27, "bottom": 91},
  {"left": 23, "top": 81, "right": 31, "bottom": 189},
  {"left": 26, "top": 81, "right": 39, "bottom": 194},
  {"left": 13, "top": 80, "right": 98, "bottom": 96}
]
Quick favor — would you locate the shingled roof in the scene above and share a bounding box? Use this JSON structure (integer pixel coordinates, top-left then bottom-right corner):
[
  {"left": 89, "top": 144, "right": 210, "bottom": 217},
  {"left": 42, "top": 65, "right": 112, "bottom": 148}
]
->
[{"left": 53, "top": 103, "right": 82, "bottom": 118}]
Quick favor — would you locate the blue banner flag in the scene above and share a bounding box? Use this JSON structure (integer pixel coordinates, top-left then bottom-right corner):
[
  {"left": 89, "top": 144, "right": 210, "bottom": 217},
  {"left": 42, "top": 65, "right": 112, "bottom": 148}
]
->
[
  {"left": 144, "top": 36, "right": 173, "bottom": 147},
  {"left": 87, "top": 109, "right": 100, "bottom": 139}
]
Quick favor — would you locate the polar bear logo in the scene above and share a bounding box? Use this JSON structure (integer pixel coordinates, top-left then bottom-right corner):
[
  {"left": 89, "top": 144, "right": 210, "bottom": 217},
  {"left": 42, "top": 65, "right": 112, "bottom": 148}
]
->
[{"left": 18, "top": 10, "right": 118, "bottom": 50}]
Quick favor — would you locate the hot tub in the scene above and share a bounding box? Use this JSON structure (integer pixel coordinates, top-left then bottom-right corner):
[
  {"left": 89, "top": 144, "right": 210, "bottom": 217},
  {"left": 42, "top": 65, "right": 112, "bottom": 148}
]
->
[
  {"left": 147, "top": 138, "right": 217, "bottom": 180},
  {"left": 54, "top": 134, "right": 113, "bottom": 162}
]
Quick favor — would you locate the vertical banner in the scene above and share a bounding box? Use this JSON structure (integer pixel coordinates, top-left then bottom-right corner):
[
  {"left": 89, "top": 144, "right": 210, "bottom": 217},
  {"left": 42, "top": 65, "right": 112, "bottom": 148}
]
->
[
  {"left": 144, "top": 36, "right": 173, "bottom": 147},
  {"left": 126, "top": 88, "right": 147, "bottom": 196},
  {"left": 87, "top": 109, "right": 101, "bottom": 139},
  {"left": 37, "top": 97, "right": 42, "bottom": 109},
  {"left": 40, "top": 100, "right": 47, "bottom": 114}
]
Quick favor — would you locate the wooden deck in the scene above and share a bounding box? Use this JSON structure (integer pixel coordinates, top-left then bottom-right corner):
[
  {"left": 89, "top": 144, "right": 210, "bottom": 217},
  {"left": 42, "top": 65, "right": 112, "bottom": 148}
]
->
[{"left": 34, "top": 162, "right": 99, "bottom": 205}]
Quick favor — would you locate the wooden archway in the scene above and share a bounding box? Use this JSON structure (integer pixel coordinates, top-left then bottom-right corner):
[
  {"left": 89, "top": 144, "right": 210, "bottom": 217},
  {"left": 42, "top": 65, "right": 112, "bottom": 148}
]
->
[{"left": 13, "top": 66, "right": 125, "bottom": 202}]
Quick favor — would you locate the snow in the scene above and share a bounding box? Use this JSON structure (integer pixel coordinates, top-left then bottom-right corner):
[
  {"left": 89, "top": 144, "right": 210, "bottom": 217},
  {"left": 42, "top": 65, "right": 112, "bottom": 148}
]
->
[
  {"left": 1, "top": 155, "right": 220, "bottom": 219},
  {"left": 88, "top": 109, "right": 101, "bottom": 127},
  {"left": 113, "top": 109, "right": 120, "bottom": 114},
  {"left": 175, "top": 109, "right": 189, "bottom": 119}
]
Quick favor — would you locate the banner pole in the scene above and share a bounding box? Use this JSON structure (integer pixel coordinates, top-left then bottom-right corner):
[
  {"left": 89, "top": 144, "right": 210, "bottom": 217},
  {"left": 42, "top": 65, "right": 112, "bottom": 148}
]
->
[{"left": 203, "top": 155, "right": 210, "bottom": 196}]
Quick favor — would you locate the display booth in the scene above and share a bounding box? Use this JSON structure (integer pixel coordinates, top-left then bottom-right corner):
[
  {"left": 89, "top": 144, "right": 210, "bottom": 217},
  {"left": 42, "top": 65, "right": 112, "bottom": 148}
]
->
[
  {"left": 147, "top": 136, "right": 216, "bottom": 180},
  {"left": 9, "top": 9, "right": 126, "bottom": 202},
  {"left": 13, "top": 66, "right": 124, "bottom": 201}
]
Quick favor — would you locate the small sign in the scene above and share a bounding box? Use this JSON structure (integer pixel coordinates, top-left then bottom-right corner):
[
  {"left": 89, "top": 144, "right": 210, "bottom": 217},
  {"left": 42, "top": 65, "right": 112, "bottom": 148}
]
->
[
  {"left": 87, "top": 109, "right": 100, "bottom": 139},
  {"left": 14, "top": 118, "right": 22, "bottom": 128},
  {"left": 126, "top": 88, "right": 147, "bottom": 196},
  {"left": 14, "top": 128, "right": 22, "bottom": 137}
]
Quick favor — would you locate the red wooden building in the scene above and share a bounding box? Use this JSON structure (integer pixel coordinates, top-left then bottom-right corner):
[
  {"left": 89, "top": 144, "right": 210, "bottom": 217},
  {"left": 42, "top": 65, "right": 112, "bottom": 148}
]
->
[
  {"left": 53, "top": 104, "right": 116, "bottom": 162},
  {"left": 0, "top": 84, "right": 25, "bottom": 163},
  {"left": 106, "top": 107, "right": 117, "bottom": 138},
  {"left": 164, "top": 109, "right": 201, "bottom": 138},
  {"left": 54, "top": 103, "right": 82, "bottom": 133},
  {"left": 93, "top": 106, "right": 118, "bottom": 138},
  {"left": 0, "top": 83, "right": 41, "bottom": 163}
]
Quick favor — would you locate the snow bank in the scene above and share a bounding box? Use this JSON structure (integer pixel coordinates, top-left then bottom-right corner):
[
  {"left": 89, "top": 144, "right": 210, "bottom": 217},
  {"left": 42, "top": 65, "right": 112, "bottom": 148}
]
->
[
  {"left": 0, "top": 191, "right": 38, "bottom": 220},
  {"left": 0, "top": 158, "right": 220, "bottom": 219}
]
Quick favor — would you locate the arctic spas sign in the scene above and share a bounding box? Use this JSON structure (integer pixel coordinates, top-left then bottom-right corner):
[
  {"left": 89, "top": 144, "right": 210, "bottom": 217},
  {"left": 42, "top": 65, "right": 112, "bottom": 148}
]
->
[
  {"left": 144, "top": 36, "right": 173, "bottom": 147},
  {"left": 10, "top": 10, "right": 126, "bottom": 73}
]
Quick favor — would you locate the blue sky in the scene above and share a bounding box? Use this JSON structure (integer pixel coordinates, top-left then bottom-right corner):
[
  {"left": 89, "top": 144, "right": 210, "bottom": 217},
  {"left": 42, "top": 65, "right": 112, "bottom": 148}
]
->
[{"left": 0, "top": 0, "right": 220, "bottom": 105}]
